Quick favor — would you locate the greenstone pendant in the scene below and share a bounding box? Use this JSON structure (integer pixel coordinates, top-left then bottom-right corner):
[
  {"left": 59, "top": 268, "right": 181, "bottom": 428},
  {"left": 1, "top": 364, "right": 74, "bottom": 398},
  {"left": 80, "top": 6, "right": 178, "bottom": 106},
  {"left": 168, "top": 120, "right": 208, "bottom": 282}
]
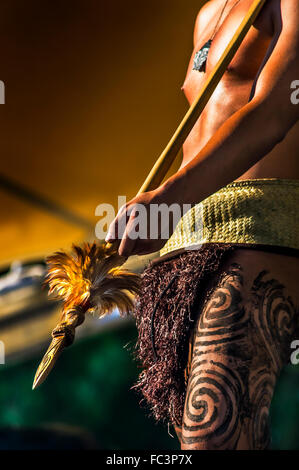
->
[{"left": 193, "top": 39, "right": 212, "bottom": 73}]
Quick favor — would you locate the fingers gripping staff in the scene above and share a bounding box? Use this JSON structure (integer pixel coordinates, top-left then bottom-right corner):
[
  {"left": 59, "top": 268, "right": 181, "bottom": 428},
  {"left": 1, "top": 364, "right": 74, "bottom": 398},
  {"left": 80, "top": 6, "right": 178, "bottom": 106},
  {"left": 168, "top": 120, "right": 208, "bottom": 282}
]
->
[{"left": 33, "top": 0, "right": 268, "bottom": 389}]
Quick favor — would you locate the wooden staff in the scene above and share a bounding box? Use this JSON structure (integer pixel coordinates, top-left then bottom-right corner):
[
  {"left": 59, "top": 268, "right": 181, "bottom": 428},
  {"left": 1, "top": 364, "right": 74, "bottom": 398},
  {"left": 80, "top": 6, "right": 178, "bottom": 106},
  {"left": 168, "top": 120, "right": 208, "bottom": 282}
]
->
[{"left": 33, "top": 0, "right": 267, "bottom": 390}]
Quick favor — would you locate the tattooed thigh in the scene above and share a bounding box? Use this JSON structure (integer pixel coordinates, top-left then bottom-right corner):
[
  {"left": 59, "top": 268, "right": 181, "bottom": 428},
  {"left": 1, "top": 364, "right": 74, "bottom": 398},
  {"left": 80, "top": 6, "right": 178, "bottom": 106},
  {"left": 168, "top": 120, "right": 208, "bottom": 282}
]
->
[{"left": 180, "top": 262, "right": 299, "bottom": 450}]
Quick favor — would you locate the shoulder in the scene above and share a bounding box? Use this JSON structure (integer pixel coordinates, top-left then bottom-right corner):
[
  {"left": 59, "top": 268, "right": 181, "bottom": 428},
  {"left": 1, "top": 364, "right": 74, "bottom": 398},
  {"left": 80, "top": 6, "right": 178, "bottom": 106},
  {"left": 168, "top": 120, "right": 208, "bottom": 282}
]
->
[
  {"left": 193, "top": 1, "right": 219, "bottom": 44},
  {"left": 194, "top": 1, "right": 220, "bottom": 28}
]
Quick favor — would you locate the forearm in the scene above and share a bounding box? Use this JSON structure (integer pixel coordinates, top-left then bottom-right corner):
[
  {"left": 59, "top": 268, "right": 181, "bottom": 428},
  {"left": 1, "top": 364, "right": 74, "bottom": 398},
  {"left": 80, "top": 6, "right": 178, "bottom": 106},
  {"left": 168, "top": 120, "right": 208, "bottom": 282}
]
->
[{"left": 159, "top": 98, "right": 286, "bottom": 206}]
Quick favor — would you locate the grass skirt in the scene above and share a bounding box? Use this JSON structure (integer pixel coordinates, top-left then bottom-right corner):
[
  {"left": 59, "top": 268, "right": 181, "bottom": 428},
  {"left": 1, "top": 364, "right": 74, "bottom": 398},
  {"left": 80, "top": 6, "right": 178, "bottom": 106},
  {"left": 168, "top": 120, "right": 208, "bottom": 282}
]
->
[{"left": 132, "top": 244, "right": 234, "bottom": 426}]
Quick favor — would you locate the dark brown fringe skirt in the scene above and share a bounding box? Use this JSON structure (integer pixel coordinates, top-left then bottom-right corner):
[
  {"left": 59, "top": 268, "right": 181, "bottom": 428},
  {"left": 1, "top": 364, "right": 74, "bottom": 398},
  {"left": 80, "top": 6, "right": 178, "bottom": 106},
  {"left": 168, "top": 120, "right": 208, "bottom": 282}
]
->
[{"left": 131, "top": 243, "right": 235, "bottom": 427}]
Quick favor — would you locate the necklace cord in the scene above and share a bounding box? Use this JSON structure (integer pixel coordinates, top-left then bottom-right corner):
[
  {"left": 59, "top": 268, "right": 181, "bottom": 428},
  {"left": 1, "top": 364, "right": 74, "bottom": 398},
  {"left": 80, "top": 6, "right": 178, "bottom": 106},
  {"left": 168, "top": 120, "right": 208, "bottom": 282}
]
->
[{"left": 211, "top": 0, "right": 242, "bottom": 40}]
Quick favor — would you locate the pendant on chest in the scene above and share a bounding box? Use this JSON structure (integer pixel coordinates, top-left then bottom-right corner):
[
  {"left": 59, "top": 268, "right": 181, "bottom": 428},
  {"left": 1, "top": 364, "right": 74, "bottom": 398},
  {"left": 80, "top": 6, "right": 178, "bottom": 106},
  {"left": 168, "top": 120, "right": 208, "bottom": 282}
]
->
[{"left": 193, "top": 39, "right": 212, "bottom": 73}]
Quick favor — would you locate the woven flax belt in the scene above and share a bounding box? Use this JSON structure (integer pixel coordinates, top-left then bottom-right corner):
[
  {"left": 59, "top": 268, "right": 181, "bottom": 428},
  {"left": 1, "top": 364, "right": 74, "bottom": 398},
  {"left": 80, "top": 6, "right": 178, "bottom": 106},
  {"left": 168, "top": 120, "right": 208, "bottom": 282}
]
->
[{"left": 160, "top": 178, "right": 299, "bottom": 257}]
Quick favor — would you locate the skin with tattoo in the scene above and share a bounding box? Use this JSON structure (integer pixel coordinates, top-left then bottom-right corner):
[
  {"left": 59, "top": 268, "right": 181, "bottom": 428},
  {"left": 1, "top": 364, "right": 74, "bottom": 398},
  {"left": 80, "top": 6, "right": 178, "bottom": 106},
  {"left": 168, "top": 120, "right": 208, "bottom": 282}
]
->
[
  {"left": 106, "top": 0, "right": 299, "bottom": 449},
  {"left": 175, "top": 250, "right": 299, "bottom": 449}
]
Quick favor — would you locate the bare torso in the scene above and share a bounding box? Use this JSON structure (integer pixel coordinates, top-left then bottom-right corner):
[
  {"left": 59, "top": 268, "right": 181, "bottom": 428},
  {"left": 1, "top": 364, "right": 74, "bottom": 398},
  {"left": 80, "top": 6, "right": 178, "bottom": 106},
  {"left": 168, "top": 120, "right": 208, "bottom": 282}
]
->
[{"left": 181, "top": 0, "right": 299, "bottom": 180}]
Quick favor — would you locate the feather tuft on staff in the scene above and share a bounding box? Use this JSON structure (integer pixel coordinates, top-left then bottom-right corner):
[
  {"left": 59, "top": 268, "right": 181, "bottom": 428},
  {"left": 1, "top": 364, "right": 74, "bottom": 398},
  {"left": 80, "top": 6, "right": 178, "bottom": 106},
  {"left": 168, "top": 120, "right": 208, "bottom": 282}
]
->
[
  {"left": 32, "top": 241, "right": 140, "bottom": 389},
  {"left": 46, "top": 241, "right": 140, "bottom": 316}
]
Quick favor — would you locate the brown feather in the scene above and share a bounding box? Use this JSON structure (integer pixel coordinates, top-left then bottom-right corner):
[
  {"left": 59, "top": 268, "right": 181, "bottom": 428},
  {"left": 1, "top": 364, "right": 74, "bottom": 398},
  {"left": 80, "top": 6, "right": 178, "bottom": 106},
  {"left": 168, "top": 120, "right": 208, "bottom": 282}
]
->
[{"left": 46, "top": 241, "right": 141, "bottom": 316}]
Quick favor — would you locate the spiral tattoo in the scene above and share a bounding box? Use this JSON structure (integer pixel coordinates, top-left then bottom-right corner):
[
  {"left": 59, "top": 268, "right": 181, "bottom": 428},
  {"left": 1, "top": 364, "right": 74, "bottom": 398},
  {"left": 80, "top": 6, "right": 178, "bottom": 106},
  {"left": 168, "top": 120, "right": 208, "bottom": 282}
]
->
[{"left": 180, "top": 263, "right": 298, "bottom": 450}]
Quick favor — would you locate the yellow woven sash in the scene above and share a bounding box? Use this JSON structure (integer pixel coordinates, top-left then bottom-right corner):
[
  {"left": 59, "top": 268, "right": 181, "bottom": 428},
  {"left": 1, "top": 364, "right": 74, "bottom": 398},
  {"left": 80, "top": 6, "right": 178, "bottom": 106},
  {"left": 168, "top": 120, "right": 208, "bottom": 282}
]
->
[{"left": 160, "top": 179, "right": 299, "bottom": 256}]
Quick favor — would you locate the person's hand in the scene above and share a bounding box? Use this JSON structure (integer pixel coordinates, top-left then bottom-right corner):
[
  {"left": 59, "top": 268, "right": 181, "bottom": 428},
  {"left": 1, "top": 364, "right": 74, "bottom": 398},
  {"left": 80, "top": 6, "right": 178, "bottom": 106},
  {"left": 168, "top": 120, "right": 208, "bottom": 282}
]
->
[
  {"left": 105, "top": 182, "right": 186, "bottom": 257},
  {"left": 105, "top": 190, "right": 166, "bottom": 257}
]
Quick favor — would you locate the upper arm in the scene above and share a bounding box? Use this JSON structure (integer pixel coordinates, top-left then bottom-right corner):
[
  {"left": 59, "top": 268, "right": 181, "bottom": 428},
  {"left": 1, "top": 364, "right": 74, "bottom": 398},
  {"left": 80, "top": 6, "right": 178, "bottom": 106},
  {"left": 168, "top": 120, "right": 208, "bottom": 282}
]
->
[{"left": 251, "top": 0, "right": 299, "bottom": 133}]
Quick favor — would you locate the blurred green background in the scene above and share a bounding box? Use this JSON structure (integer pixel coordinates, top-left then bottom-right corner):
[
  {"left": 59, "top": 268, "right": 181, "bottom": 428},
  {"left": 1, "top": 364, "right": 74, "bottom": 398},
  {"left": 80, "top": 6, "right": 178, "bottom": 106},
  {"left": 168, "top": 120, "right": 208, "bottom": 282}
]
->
[
  {"left": 0, "top": 320, "right": 179, "bottom": 450},
  {"left": 0, "top": 318, "right": 299, "bottom": 450}
]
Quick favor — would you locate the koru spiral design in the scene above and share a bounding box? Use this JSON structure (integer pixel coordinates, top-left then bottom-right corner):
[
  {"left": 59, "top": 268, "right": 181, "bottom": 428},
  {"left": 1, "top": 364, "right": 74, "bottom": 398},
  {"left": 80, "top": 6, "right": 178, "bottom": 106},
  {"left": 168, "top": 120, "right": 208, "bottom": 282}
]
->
[{"left": 179, "top": 263, "right": 298, "bottom": 450}]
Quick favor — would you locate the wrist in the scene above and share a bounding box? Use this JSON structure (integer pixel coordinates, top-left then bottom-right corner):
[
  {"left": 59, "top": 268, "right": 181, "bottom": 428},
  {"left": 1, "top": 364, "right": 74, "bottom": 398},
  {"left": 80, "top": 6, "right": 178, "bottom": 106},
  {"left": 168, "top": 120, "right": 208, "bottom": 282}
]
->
[{"left": 157, "top": 166, "right": 194, "bottom": 207}]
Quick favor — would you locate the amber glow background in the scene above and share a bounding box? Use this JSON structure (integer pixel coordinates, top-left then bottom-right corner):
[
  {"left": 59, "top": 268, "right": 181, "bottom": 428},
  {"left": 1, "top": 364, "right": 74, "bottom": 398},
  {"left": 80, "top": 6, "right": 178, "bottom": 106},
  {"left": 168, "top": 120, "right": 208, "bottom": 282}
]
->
[{"left": 0, "top": 0, "right": 206, "bottom": 266}]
